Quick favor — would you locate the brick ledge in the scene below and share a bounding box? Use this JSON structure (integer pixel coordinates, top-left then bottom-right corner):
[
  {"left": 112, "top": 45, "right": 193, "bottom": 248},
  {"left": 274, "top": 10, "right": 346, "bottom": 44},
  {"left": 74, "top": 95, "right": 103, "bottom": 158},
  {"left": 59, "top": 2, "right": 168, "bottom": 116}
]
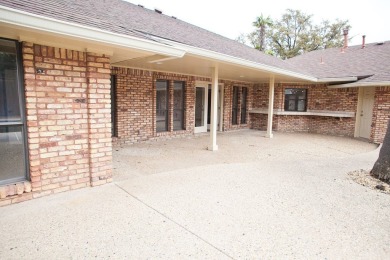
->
[{"left": 0, "top": 181, "right": 32, "bottom": 199}]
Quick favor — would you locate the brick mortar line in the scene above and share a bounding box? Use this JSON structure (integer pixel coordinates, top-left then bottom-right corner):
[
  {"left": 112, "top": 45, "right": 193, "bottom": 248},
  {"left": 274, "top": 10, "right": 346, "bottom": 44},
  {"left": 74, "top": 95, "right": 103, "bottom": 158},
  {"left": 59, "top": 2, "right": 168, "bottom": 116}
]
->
[{"left": 114, "top": 183, "right": 235, "bottom": 260}]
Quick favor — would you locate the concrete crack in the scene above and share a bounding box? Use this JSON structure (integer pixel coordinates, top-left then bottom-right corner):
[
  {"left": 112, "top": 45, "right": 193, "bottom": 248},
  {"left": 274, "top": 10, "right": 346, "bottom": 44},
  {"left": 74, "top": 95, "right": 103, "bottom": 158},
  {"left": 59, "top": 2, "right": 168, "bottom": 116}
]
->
[{"left": 114, "top": 183, "right": 234, "bottom": 259}]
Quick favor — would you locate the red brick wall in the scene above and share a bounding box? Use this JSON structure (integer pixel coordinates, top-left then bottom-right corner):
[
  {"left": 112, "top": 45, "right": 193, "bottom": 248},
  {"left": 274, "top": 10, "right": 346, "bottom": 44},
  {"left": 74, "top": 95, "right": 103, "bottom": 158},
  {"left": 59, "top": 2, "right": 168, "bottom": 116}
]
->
[
  {"left": 372, "top": 86, "right": 390, "bottom": 143},
  {"left": 86, "top": 53, "right": 113, "bottom": 186},
  {"left": 111, "top": 68, "right": 253, "bottom": 144},
  {"left": 0, "top": 43, "right": 112, "bottom": 205},
  {"left": 111, "top": 68, "right": 154, "bottom": 144},
  {"left": 222, "top": 81, "right": 253, "bottom": 131},
  {"left": 252, "top": 83, "right": 270, "bottom": 108},
  {"left": 153, "top": 72, "right": 196, "bottom": 137},
  {"left": 251, "top": 84, "right": 358, "bottom": 137},
  {"left": 111, "top": 69, "right": 197, "bottom": 145}
]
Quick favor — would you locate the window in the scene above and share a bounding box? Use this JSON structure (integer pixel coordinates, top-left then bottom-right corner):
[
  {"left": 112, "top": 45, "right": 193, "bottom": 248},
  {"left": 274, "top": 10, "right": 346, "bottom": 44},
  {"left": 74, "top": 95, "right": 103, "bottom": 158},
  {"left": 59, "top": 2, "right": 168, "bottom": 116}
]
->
[
  {"left": 232, "top": 86, "right": 248, "bottom": 125},
  {"left": 0, "top": 38, "right": 28, "bottom": 185},
  {"left": 156, "top": 80, "right": 169, "bottom": 132},
  {"left": 173, "top": 81, "right": 185, "bottom": 130},
  {"left": 284, "top": 88, "right": 307, "bottom": 112},
  {"left": 241, "top": 87, "right": 248, "bottom": 124},
  {"left": 232, "top": 86, "right": 239, "bottom": 125},
  {"left": 110, "top": 75, "right": 117, "bottom": 137},
  {"left": 195, "top": 87, "right": 205, "bottom": 127}
]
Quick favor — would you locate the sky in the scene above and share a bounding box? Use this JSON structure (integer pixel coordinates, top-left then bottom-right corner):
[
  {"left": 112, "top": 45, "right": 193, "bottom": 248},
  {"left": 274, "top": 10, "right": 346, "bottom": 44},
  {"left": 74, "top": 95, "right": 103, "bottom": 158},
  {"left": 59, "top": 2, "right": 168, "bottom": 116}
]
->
[{"left": 131, "top": 0, "right": 390, "bottom": 46}]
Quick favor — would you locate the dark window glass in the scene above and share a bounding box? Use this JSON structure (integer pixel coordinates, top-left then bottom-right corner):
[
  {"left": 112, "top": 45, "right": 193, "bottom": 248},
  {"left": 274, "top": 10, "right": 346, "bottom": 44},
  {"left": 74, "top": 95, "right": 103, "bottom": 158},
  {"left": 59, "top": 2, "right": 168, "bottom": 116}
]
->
[
  {"left": 0, "top": 39, "right": 27, "bottom": 185},
  {"left": 241, "top": 87, "right": 248, "bottom": 124},
  {"left": 156, "top": 80, "right": 168, "bottom": 132},
  {"left": 195, "top": 87, "right": 205, "bottom": 127},
  {"left": 284, "top": 88, "right": 307, "bottom": 112},
  {"left": 232, "top": 86, "right": 239, "bottom": 125},
  {"left": 110, "top": 75, "right": 117, "bottom": 137},
  {"left": 173, "top": 81, "right": 185, "bottom": 131},
  {"left": 0, "top": 39, "right": 20, "bottom": 122},
  {"left": 207, "top": 88, "right": 211, "bottom": 125}
]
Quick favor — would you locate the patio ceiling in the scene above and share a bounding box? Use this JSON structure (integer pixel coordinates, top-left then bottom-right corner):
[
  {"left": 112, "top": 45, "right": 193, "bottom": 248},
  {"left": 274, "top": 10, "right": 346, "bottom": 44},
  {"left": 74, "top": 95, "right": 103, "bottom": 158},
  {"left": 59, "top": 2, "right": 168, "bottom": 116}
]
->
[{"left": 112, "top": 53, "right": 314, "bottom": 84}]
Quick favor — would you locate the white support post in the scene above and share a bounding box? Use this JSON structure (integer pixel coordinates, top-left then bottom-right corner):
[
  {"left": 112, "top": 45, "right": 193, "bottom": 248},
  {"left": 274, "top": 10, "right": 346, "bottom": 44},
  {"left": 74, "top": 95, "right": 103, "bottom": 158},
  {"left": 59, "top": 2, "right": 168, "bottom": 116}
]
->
[
  {"left": 208, "top": 66, "right": 219, "bottom": 151},
  {"left": 266, "top": 77, "right": 275, "bottom": 138}
]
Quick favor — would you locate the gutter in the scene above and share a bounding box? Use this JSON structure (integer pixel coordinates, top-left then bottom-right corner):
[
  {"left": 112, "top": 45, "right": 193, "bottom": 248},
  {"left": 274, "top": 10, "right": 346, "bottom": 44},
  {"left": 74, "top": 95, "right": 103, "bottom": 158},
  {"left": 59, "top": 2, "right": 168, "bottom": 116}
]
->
[
  {"left": 328, "top": 81, "right": 390, "bottom": 89},
  {"left": 317, "top": 76, "right": 358, "bottom": 83},
  {"left": 0, "top": 6, "right": 186, "bottom": 58}
]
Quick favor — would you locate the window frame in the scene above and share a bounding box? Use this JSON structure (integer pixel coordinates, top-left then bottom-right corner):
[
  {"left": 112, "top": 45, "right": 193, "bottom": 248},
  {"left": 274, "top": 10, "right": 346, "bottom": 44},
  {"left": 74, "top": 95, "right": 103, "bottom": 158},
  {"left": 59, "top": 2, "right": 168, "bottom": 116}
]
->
[
  {"left": 0, "top": 38, "right": 29, "bottom": 185},
  {"left": 232, "top": 86, "right": 239, "bottom": 125},
  {"left": 156, "top": 80, "right": 169, "bottom": 133},
  {"left": 284, "top": 88, "right": 308, "bottom": 112},
  {"left": 240, "top": 87, "right": 248, "bottom": 124},
  {"left": 110, "top": 74, "right": 117, "bottom": 137},
  {"left": 173, "top": 81, "right": 185, "bottom": 131}
]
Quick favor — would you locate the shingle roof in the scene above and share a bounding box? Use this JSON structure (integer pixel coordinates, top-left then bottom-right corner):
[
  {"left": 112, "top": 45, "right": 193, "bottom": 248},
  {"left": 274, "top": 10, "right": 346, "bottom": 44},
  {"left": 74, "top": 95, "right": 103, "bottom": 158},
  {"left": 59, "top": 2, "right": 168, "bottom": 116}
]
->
[
  {"left": 0, "top": 0, "right": 302, "bottom": 73},
  {"left": 2, "top": 0, "right": 389, "bottom": 84},
  {"left": 286, "top": 41, "right": 390, "bottom": 83}
]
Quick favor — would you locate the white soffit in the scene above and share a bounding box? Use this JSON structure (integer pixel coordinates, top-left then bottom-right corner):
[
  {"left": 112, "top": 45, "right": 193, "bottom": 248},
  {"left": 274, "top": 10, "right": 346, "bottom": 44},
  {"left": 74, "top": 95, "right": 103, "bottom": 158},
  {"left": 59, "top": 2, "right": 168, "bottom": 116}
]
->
[{"left": 150, "top": 36, "right": 318, "bottom": 82}]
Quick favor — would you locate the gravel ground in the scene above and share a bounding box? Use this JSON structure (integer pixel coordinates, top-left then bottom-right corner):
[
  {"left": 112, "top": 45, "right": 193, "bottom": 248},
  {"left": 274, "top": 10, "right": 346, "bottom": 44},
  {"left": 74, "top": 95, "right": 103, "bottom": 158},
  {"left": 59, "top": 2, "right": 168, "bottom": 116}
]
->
[
  {"left": 348, "top": 169, "right": 390, "bottom": 195},
  {"left": 1, "top": 130, "right": 389, "bottom": 259}
]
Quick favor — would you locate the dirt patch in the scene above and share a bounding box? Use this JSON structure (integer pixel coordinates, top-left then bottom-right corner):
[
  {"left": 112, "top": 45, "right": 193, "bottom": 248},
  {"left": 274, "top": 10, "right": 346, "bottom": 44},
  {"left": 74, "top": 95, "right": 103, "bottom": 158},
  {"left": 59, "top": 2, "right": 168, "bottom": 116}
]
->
[{"left": 348, "top": 169, "right": 390, "bottom": 195}]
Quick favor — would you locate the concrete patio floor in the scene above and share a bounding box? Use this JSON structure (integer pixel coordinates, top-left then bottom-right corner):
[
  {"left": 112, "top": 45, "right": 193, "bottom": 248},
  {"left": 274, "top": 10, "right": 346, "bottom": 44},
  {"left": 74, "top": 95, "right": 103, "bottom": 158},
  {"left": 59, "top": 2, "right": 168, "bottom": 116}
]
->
[{"left": 1, "top": 130, "right": 390, "bottom": 259}]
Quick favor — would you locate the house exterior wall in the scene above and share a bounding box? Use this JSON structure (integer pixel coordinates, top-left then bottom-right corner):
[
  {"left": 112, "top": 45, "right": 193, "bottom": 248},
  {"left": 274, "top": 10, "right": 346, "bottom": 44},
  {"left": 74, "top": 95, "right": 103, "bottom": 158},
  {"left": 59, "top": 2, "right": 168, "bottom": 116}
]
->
[
  {"left": 111, "top": 67, "right": 253, "bottom": 145},
  {"left": 1, "top": 41, "right": 388, "bottom": 206},
  {"left": 222, "top": 82, "right": 254, "bottom": 131},
  {"left": 0, "top": 42, "right": 112, "bottom": 206},
  {"left": 251, "top": 84, "right": 358, "bottom": 138},
  {"left": 372, "top": 86, "right": 390, "bottom": 143}
]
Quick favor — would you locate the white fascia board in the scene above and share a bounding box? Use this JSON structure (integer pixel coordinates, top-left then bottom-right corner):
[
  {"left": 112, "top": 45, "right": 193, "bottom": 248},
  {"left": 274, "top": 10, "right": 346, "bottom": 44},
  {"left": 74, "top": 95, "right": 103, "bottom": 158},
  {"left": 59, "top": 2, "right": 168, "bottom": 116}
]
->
[
  {"left": 151, "top": 36, "right": 318, "bottom": 82},
  {"left": 317, "top": 76, "right": 358, "bottom": 83},
  {"left": 328, "top": 81, "right": 390, "bottom": 89},
  {"left": 0, "top": 6, "right": 186, "bottom": 58}
]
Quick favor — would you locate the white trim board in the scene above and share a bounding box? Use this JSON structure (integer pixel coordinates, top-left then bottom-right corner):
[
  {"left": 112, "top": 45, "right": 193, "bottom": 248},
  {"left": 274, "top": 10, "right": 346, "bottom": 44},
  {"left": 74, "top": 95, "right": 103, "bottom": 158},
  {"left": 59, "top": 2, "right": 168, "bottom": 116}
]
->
[{"left": 0, "top": 6, "right": 186, "bottom": 58}]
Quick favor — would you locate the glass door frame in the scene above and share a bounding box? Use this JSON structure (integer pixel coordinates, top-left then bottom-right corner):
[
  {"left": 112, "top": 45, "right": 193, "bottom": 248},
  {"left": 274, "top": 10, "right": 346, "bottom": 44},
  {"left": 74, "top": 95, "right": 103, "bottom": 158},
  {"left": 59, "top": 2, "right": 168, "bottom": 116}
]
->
[
  {"left": 194, "top": 82, "right": 208, "bottom": 133},
  {"left": 0, "top": 38, "right": 29, "bottom": 185},
  {"left": 194, "top": 81, "right": 224, "bottom": 133}
]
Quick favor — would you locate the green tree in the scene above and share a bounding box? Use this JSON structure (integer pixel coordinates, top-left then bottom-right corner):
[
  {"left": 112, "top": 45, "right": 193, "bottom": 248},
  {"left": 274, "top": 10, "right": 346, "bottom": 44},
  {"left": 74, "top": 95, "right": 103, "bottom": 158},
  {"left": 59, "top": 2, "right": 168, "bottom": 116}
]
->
[
  {"left": 240, "top": 9, "right": 350, "bottom": 59},
  {"left": 371, "top": 119, "right": 390, "bottom": 182},
  {"left": 252, "top": 14, "right": 273, "bottom": 51}
]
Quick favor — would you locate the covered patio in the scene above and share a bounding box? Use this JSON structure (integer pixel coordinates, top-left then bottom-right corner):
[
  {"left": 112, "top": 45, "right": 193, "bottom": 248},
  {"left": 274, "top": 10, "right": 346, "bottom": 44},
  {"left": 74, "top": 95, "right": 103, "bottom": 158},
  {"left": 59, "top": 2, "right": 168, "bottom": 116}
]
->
[{"left": 1, "top": 131, "right": 389, "bottom": 259}]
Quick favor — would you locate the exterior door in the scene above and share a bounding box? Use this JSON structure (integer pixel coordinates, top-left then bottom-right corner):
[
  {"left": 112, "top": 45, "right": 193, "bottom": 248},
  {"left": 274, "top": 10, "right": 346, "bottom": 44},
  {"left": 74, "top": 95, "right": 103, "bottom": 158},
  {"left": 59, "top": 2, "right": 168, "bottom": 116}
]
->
[
  {"left": 194, "top": 84, "right": 208, "bottom": 133},
  {"left": 0, "top": 39, "right": 28, "bottom": 185},
  {"left": 359, "top": 87, "right": 375, "bottom": 139}
]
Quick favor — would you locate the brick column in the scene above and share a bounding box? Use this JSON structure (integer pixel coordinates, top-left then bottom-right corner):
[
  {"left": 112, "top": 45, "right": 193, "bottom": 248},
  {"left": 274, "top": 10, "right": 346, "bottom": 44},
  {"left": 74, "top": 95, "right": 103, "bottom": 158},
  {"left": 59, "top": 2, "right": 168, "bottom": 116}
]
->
[
  {"left": 372, "top": 86, "right": 390, "bottom": 143},
  {"left": 22, "top": 42, "right": 42, "bottom": 192},
  {"left": 168, "top": 80, "right": 174, "bottom": 132},
  {"left": 185, "top": 79, "right": 195, "bottom": 131},
  {"left": 223, "top": 84, "right": 232, "bottom": 130},
  {"left": 86, "top": 53, "right": 113, "bottom": 186}
]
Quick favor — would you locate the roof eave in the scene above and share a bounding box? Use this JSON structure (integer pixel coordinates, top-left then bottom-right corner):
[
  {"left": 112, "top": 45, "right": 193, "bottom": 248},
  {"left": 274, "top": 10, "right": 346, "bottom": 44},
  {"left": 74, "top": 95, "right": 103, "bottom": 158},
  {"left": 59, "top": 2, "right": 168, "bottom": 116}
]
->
[
  {"left": 150, "top": 36, "right": 318, "bottom": 82},
  {"left": 328, "top": 81, "right": 390, "bottom": 89},
  {"left": 0, "top": 5, "right": 186, "bottom": 58},
  {"left": 317, "top": 76, "right": 358, "bottom": 83}
]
